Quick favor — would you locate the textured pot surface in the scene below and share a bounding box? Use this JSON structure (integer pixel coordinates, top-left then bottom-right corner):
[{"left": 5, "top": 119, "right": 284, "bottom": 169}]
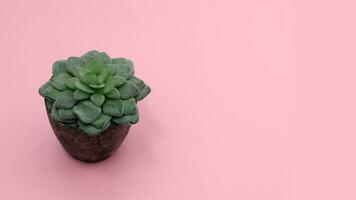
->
[{"left": 46, "top": 110, "right": 131, "bottom": 162}]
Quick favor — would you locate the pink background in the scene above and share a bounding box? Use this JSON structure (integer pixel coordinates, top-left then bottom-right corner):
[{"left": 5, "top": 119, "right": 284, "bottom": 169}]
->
[{"left": 1, "top": 0, "right": 356, "bottom": 199}]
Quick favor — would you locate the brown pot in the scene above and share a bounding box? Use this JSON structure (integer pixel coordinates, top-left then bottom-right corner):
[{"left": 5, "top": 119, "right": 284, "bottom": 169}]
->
[{"left": 46, "top": 107, "right": 131, "bottom": 162}]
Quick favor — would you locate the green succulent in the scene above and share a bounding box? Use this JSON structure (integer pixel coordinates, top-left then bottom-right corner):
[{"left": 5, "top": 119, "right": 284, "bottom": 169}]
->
[{"left": 39, "top": 50, "right": 151, "bottom": 136}]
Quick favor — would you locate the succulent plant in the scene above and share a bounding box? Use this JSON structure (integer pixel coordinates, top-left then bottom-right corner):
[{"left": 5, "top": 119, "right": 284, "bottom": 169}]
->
[{"left": 39, "top": 50, "right": 150, "bottom": 136}]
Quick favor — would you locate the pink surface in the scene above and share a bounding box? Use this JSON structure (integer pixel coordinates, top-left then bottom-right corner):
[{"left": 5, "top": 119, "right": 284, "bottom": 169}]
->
[{"left": 1, "top": 0, "right": 356, "bottom": 199}]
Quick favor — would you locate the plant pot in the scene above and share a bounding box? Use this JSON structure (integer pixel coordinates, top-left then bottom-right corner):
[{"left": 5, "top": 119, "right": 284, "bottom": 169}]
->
[{"left": 46, "top": 103, "right": 131, "bottom": 162}]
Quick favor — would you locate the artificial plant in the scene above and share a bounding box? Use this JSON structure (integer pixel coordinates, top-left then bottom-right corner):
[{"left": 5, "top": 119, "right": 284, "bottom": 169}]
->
[{"left": 39, "top": 50, "right": 150, "bottom": 136}]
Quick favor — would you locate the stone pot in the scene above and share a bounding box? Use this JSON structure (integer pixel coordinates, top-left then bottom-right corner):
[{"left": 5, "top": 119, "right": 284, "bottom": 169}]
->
[{"left": 46, "top": 103, "right": 131, "bottom": 162}]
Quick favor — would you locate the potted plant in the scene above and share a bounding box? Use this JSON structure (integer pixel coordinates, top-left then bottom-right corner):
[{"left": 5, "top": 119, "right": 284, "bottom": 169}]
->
[{"left": 38, "top": 50, "right": 151, "bottom": 162}]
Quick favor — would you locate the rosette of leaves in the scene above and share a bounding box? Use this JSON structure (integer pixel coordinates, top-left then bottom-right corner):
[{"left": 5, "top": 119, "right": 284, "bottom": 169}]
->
[{"left": 39, "top": 50, "right": 150, "bottom": 136}]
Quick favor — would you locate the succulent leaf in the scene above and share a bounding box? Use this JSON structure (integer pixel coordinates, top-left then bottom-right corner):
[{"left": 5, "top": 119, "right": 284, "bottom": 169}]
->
[
  {"left": 84, "top": 59, "right": 102, "bottom": 73},
  {"left": 45, "top": 99, "right": 54, "bottom": 112},
  {"left": 39, "top": 81, "right": 61, "bottom": 100},
  {"left": 90, "top": 93, "right": 105, "bottom": 106},
  {"left": 73, "top": 100, "right": 101, "bottom": 124},
  {"left": 136, "top": 85, "right": 151, "bottom": 101},
  {"left": 105, "top": 64, "right": 117, "bottom": 76},
  {"left": 92, "top": 113, "right": 111, "bottom": 129},
  {"left": 97, "top": 76, "right": 125, "bottom": 94},
  {"left": 82, "top": 50, "right": 99, "bottom": 60},
  {"left": 58, "top": 108, "right": 77, "bottom": 120},
  {"left": 102, "top": 99, "right": 123, "bottom": 117},
  {"left": 51, "top": 73, "right": 72, "bottom": 90},
  {"left": 39, "top": 81, "right": 51, "bottom": 96},
  {"left": 97, "top": 67, "right": 110, "bottom": 85},
  {"left": 112, "top": 58, "right": 130, "bottom": 65},
  {"left": 114, "top": 64, "right": 133, "bottom": 79},
  {"left": 74, "top": 89, "right": 90, "bottom": 100},
  {"left": 112, "top": 114, "right": 139, "bottom": 124},
  {"left": 105, "top": 88, "right": 120, "bottom": 99},
  {"left": 122, "top": 98, "right": 137, "bottom": 115},
  {"left": 113, "top": 76, "right": 127, "bottom": 86},
  {"left": 52, "top": 60, "right": 67, "bottom": 76},
  {"left": 95, "top": 52, "right": 111, "bottom": 64},
  {"left": 78, "top": 121, "right": 104, "bottom": 136},
  {"left": 75, "top": 79, "right": 95, "bottom": 93},
  {"left": 65, "top": 77, "right": 77, "bottom": 90},
  {"left": 129, "top": 76, "right": 145, "bottom": 90},
  {"left": 55, "top": 90, "right": 76, "bottom": 109},
  {"left": 78, "top": 69, "right": 98, "bottom": 85},
  {"left": 118, "top": 81, "right": 139, "bottom": 99},
  {"left": 66, "top": 57, "right": 85, "bottom": 77}
]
